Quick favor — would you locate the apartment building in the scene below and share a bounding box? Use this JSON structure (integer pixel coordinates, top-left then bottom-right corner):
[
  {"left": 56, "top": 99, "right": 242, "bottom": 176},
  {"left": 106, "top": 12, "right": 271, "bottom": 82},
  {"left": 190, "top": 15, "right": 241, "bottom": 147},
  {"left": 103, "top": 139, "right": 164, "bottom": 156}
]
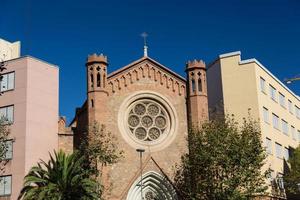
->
[
  {"left": 0, "top": 39, "right": 20, "bottom": 61},
  {"left": 207, "top": 51, "right": 300, "bottom": 198},
  {"left": 0, "top": 39, "right": 59, "bottom": 199}
]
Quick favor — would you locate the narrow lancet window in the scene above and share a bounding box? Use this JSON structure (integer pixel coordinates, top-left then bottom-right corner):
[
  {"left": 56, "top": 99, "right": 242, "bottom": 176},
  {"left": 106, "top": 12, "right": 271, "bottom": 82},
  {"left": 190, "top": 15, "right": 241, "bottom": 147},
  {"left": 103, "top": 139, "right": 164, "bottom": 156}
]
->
[
  {"left": 198, "top": 78, "right": 202, "bottom": 92},
  {"left": 192, "top": 79, "right": 196, "bottom": 92},
  {"left": 91, "top": 99, "right": 94, "bottom": 107},
  {"left": 90, "top": 73, "right": 94, "bottom": 88},
  {"left": 97, "top": 73, "right": 101, "bottom": 87},
  {"left": 103, "top": 74, "right": 106, "bottom": 87}
]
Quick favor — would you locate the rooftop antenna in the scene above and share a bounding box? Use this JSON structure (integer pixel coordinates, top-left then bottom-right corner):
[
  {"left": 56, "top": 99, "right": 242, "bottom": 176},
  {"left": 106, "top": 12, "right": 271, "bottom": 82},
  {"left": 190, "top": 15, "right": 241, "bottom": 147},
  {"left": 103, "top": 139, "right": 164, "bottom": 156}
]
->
[
  {"left": 284, "top": 74, "right": 300, "bottom": 84},
  {"left": 141, "top": 32, "right": 148, "bottom": 57}
]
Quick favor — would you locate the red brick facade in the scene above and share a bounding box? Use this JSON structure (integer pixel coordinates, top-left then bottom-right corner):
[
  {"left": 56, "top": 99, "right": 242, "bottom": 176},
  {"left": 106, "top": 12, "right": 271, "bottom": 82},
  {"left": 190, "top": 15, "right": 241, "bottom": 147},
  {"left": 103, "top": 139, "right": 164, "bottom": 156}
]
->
[{"left": 66, "top": 54, "right": 209, "bottom": 199}]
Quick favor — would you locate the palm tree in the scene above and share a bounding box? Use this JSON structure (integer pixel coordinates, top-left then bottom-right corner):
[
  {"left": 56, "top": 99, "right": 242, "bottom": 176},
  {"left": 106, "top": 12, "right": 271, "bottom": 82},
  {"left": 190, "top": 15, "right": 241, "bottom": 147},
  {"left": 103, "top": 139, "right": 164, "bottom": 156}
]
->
[{"left": 18, "top": 150, "right": 99, "bottom": 200}]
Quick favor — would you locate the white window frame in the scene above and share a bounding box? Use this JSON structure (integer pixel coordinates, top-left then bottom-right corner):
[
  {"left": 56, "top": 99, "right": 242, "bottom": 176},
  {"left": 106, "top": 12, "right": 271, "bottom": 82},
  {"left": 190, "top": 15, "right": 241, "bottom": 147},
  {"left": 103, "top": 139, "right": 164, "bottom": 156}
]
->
[
  {"left": 281, "top": 119, "right": 288, "bottom": 135},
  {"left": 291, "top": 126, "right": 296, "bottom": 140},
  {"left": 279, "top": 93, "right": 286, "bottom": 108},
  {"left": 269, "top": 85, "right": 277, "bottom": 102},
  {"left": 260, "top": 77, "right": 266, "bottom": 93},
  {"left": 0, "top": 106, "right": 14, "bottom": 123},
  {"left": 266, "top": 138, "right": 272, "bottom": 154},
  {"left": 0, "top": 175, "right": 11, "bottom": 196},
  {"left": 0, "top": 72, "right": 15, "bottom": 92},
  {"left": 295, "top": 105, "right": 300, "bottom": 119},
  {"left": 283, "top": 147, "right": 289, "bottom": 161},
  {"left": 3, "top": 140, "right": 13, "bottom": 160},
  {"left": 263, "top": 107, "right": 269, "bottom": 123},
  {"left": 277, "top": 173, "right": 284, "bottom": 190},
  {"left": 268, "top": 170, "right": 275, "bottom": 185},
  {"left": 288, "top": 100, "right": 293, "bottom": 114},
  {"left": 272, "top": 113, "right": 280, "bottom": 130},
  {"left": 275, "top": 142, "right": 282, "bottom": 159}
]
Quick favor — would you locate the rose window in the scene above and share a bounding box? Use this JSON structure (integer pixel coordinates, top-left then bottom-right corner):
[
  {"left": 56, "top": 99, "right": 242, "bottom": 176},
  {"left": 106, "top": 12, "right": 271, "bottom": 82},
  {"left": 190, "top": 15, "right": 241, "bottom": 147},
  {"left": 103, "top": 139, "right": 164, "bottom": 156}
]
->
[{"left": 127, "top": 99, "right": 169, "bottom": 142}]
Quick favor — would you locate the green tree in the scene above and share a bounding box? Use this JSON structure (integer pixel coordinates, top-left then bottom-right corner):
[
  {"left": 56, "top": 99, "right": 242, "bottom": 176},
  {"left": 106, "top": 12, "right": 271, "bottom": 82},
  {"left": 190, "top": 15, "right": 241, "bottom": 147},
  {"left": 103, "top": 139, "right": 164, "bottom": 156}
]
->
[
  {"left": 79, "top": 122, "right": 123, "bottom": 196},
  {"left": 174, "top": 116, "right": 268, "bottom": 200},
  {"left": 18, "top": 150, "right": 99, "bottom": 200},
  {"left": 283, "top": 146, "right": 300, "bottom": 195},
  {"left": 80, "top": 122, "right": 123, "bottom": 169},
  {"left": 0, "top": 58, "right": 11, "bottom": 173},
  {"left": 0, "top": 117, "right": 11, "bottom": 174}
]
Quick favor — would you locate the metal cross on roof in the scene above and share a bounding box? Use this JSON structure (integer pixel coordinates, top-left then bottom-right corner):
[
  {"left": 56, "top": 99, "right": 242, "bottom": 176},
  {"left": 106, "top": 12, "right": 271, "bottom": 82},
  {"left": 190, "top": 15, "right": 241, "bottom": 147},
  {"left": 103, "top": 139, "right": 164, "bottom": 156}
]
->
[{"left": 141, "top": 32, "right": 148, "bottom": 57}]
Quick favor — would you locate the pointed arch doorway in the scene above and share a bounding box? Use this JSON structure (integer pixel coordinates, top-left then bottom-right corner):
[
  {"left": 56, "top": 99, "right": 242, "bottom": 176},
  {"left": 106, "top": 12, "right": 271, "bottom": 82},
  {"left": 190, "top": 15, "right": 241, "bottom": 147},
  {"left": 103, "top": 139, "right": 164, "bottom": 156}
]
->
[{"left": 126, "top": 171, "right": 178, "bottom": 200}]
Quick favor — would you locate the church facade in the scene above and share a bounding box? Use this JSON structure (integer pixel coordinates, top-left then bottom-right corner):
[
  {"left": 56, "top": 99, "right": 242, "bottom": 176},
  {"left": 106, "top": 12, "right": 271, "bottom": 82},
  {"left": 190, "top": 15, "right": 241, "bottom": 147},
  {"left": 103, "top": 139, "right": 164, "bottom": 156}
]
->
[{"left": 68, "top": 52, "right": 208, "bottom": 200}]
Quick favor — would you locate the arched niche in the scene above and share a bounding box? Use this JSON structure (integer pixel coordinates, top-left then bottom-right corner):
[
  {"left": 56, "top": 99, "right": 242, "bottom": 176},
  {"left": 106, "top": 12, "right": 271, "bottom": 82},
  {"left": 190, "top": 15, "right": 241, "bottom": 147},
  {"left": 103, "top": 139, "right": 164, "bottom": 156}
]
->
[{"left": 126, "top": 171, "right": 178, "bottom": 200}]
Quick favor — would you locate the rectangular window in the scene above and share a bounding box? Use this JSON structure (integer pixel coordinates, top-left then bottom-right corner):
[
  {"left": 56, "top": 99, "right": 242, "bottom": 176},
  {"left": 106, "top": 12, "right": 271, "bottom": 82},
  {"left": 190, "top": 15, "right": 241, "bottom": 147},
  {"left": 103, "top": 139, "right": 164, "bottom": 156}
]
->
[
  {"left": 275, "top": 142, "right": 282, "bottom": 159},
  {"left": 291, "top": 126, "right": 296, "bottom": 140},
  {"left": 266, "top": 138, "right": 272, "bottom": 154},
  {"left": 283, "top": 147, "right": 289, "bottom": 160},
  {"left": 288, "top": 100, "right": 293, "bottom": 114},
  {"left": 295, "top": 106, "right": 300, "bottom": 119},
  {"left": 263, "top": 107, "right": 269, "bottom": 123},
  {"left": 3, "top": 140, "right": 12, "bottom": 160},
  {"left": 269, "top": 85, "right": 277, "bottom": 102},
  {"left": 279, "top": 93, "right": 286, "bottom": 108},
  {"left": 281, "top": 119, "right": 288, "bottom": 135},
  {"left": 272, "top": 113, "right": 280, "bottom": 130},
  {"left": 0, "top": 175, "right": 11, "bottom": 196},
  {"left": 260, "top": 77, "right": 266, "bottom": 93},
  {"left": 0, "top": 106, "right": 14, "bottom": 122},
  {"left": 268, "top": 170, "right": 275, "bottom": 185},
  {"left": 277, "top": 173, "right": 284, "bottom": 190},
  {"left": 0, "top": 72, "right": 15, "bottom": 92}
]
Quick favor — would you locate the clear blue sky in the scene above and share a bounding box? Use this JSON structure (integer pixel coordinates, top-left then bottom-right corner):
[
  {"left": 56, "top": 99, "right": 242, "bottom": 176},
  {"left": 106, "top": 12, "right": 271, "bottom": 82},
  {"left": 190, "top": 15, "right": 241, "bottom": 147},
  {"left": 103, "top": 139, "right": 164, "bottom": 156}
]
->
[{"left": 1, "top": 0, "right": 300, "bottom": 122}]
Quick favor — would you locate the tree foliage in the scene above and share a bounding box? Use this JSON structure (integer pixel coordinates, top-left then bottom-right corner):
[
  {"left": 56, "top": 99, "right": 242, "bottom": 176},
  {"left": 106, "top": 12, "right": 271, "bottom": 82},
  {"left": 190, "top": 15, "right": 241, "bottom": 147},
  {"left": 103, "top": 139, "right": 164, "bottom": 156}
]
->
[
  {"left": 18, "top": 150, "right": 99, "bottom": 200},
  {"left": 78, "top": 121, "right": 123, "bottom": 197},
  {"left": 0, "top": 118, "right": 11, "bottom": 174},
  {"left": 174, "top": 116, "right": 268, "bottom": 200},
  {"left": 283, "top": 146, "right": 300, "bottom": 195},
  {"left": 0, "top": 58, "right": 11, "bottom": 173},
  {"left": 79, "top": 122, "right": 123, "bottom": 176}
]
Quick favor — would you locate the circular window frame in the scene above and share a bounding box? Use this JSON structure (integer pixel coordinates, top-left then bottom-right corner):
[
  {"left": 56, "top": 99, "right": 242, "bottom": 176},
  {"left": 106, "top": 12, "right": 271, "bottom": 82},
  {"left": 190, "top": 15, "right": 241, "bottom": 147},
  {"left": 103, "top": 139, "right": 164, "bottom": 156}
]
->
[
  {"left": 126, "top": 99, "right": 170, "bottom": 145},
  {"left": 118, "top": 91, "right": 178, "bottom": 152}
]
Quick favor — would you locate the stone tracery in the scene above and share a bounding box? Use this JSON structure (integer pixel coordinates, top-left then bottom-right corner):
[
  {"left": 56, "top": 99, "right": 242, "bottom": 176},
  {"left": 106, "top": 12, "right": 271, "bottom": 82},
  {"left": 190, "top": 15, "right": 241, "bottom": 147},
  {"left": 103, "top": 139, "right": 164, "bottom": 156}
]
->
[{"left": 127, "top": 99, "right": 169, "bottom": 142}]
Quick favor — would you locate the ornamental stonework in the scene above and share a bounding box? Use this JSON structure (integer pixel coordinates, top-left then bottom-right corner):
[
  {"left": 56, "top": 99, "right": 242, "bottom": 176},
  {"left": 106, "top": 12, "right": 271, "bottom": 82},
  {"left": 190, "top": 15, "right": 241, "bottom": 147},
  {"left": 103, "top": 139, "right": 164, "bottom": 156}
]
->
[{"left": 127, "top": 99, "right": 169, "bottom": 143}]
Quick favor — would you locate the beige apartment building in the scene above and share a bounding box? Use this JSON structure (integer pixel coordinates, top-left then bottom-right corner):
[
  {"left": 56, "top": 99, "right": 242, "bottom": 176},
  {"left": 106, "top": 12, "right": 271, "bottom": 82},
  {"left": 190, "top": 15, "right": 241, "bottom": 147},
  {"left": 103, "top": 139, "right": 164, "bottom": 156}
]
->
[
  {"left": 0, "top": 39, "right": 59, "bottom": 199},
  {"left": 0, "top": 39, "right": 20, "bottom": 62},
  {"left": 207, "top": 51, "right": 300, "bottom": 198}
]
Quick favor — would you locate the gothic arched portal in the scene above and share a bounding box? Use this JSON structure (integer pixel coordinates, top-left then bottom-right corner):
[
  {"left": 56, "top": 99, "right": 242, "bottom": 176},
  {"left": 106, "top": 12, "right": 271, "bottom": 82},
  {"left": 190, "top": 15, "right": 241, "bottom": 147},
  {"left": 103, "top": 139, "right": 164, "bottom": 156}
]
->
[{"left": 126, "top": 171, "right": 178, "bottom": 200}]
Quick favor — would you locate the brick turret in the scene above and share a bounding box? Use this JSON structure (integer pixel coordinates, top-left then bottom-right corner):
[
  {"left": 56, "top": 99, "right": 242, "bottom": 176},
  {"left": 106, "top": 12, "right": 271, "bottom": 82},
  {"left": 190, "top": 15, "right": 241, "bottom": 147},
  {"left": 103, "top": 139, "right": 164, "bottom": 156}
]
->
[
  {"left": 186, "top": 59, "right": 208, "bottom": 128},
  {"left": 86, "top": 53, "right": 108, "bottom": 92},
  {"left": 85, "top": 53, "right": 109, "bottom": 124}
]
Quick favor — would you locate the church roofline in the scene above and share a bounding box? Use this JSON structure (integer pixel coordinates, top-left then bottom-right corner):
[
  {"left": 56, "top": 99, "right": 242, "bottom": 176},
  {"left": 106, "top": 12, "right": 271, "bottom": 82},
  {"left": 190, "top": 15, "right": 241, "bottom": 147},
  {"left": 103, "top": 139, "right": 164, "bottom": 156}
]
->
[
  {"left": 68, "top": 100, "right": 87, "bottom": 127},
  {"left": 107, "top": 56, "right": 186, "bottom": 83}
]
